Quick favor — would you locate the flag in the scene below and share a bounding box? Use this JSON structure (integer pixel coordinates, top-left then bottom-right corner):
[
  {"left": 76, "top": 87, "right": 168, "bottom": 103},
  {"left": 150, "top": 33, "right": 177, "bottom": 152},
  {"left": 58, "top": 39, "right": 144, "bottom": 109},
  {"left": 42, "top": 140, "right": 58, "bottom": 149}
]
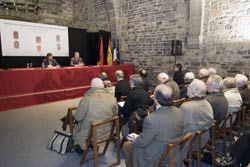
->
[
  {"left": 113, "top": 38, "right": 120, "bottom": 65},
  {"left": 107, "top": 37, "right": 112, "bottom": 65},
  {"left": 99, "top": 37, "right": 104, "bottom": 65}
]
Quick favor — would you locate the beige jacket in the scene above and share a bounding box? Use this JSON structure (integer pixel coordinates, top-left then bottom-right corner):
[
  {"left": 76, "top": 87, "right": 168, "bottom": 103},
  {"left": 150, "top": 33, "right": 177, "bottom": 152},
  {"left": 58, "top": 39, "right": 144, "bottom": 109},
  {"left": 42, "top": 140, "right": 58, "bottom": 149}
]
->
[{"left": 73, "top": 87, "right": 118, "bottom": 149}]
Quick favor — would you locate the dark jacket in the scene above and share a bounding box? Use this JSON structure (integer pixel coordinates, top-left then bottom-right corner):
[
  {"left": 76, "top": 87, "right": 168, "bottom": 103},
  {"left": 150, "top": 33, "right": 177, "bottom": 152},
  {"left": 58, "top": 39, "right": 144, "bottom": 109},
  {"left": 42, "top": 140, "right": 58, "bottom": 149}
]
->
[
  {"left": 238, "top": 86, "right": 250, "bottom": 107},
  {"left": 43, "top": 58, "right": 58, "bottom": 68},
  {"left": 70, "top": 57, "right": 84, "bottom": 66},
  {"left": 173, "top": 71, "right": 184, "bottom": 87},
  {"left": 121, "top": 87, "right": 152, "bottom": 123},
  {"left": 115, "top": 79, "right": 130, "bottom": 102},
  {"left": 205, "top": 92, "right": 228, "bottom": 121},
  {"left": 141, "top": 76, "right": 149, "bottom": 91}
]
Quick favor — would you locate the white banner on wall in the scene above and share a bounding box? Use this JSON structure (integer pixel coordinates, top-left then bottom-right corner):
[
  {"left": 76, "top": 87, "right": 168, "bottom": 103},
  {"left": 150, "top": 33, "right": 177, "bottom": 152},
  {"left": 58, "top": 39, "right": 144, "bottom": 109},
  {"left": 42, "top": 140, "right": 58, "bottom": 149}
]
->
[{"left": 0, "top": 19, "right": 69, "bottom": 57}]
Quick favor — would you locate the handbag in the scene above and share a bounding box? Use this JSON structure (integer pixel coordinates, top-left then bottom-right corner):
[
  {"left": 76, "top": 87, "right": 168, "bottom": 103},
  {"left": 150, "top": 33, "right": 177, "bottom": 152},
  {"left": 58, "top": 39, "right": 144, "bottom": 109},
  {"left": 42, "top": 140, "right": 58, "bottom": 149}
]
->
[{"left": 48, "top": 129, "right": 74, "bottom": 154}]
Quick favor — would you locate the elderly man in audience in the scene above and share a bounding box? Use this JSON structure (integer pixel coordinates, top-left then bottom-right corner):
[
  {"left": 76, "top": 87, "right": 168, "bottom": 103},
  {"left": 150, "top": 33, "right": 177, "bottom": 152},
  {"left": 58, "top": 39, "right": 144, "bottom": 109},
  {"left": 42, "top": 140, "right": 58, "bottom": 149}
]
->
[
  {"left": 180, "top": 72, "right": 195, "bottom": 98},
  {"left": 73, "top": 78, "right": 118, "bottom": 153},
  {"left": 206, "top": 75, "right": 228, "bottom": 121},
  {"left": 157, "top": 72, "right": 180, "bottom": 100},
  {"left": 180, "top": 79, "right": 213, "bottom": 151},
  {"left": 120, "top": 74, "right": 152, "bottom": 125},
  {"left": 123, "top": 84, "right": 184, "bottom": 167},
  {"left": 208, "top": 67, "right": 217, "bottom": 75},
  {"left": 235, "top": 74, "right": 250, "bottom": 107},
  {"left": 114, "top": 70, "right": 130, "bottom": 102},
  {"left": 223, "top": 77, "right": 242, "bottom": 127},
  {"left": 198, "top": 68, "right": 210, "bottom": 83}
]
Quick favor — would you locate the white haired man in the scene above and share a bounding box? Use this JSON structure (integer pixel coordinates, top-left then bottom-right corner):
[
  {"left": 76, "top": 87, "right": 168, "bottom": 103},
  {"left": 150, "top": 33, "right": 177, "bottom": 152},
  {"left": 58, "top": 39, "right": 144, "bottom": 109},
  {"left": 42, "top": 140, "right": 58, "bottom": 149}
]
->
[
  {"left": 208, "top": 67, "right": 217, "bottom": 75},
  {"left": 123, "top": 84, "right": 184, "bottom": 167},
  {"left": 157, "top": 72, "right": 180, "bottom": 100},
  {"left": 180, "top": 79, "right": 213, "bottom": 152},
  {"left": 198, "top": 68, "right": 209, "bottom": 83},
  {"left": 180, "top": 72, "right": 195, "bottom": 98},
  {"left": 206, "top": 75, "right": 228, "bottom": 121},
  {"left": 235, "top": 74, "right": 250, "bottom": 107},
  {"left": 223, "top": 77, "right": 242, "bottom": 127},
  {"left": 73, "top": 78, "right": 118, "bottom": 153},
  {"left": 114, "top": 70, "right": 130, "bottom": 102}
]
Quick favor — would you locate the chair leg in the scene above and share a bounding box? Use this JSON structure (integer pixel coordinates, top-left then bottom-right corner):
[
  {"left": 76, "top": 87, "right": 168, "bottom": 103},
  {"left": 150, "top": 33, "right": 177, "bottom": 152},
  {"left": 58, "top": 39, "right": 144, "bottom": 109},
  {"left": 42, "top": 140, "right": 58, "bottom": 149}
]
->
[
  {"left": 197, "top": 136, "right": 201, "bottom": 167},
  {"left": 80, "top": 148, "right": 89, "bottom": 165}
]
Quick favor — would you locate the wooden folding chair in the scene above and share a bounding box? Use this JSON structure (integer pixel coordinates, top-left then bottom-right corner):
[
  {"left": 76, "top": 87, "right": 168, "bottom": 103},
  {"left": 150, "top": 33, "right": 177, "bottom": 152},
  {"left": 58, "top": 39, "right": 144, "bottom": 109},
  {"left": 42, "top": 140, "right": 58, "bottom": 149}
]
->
[
  {"left": 193, "top": 122, "right": 216, "bottom": 167},
  {"left": 66, "top": 106, "right": 77, "bottom": 134},
  {"left": 158, "top": 132, "right": 193, "bottom": 167},
  {"left": 215, "top": 112, "right": 238, "bottom": 156},
  {"left": 80, "top": 116, "right": 120, "bottom": 167},
  {"left": 120, "top": 96, "right": 127, "bottom": 102},
  {"left": 172, "top": 98, "right": 186, "bottom": 107}
]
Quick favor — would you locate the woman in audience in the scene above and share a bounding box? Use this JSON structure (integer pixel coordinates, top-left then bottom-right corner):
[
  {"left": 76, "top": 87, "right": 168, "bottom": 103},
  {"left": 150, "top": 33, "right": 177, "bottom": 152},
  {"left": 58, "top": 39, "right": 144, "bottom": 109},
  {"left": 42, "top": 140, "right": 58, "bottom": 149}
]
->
[
  {"left": 173, "top": 63, "right": 185, "bottom": 87},
  {"left": 138, "top": 67, "right": 149, "bottom": 91}
]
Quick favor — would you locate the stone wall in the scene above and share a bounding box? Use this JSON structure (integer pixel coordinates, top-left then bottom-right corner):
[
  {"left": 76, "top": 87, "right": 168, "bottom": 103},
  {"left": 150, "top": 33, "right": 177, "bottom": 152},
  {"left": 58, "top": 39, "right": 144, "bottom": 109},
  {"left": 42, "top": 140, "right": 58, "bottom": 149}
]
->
[
  {"left": 0, "top": 0, "right": 111, "bottom": 31},
  {"left": 182, "top": 0, "right": 250, "bottom": 77}
]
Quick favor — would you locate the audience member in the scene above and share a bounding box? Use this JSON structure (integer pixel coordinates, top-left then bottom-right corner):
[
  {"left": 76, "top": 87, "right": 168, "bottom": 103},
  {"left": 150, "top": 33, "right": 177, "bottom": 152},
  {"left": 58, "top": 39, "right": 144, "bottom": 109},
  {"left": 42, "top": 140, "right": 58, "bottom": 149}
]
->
[
  {"left": 223, "top": 77, "right": 242, "bottom": 127},
  {"left": 208, "top": 67, "right": 217, "bottom": 75},
  {"left": 206, "top": 75, "right": 228, "bottom": 121},
  {"left": 114, "top": 70, "right": 130, "bottom": 102},
  {"left": 43, "top": 53, "right": 59, "bottom": 68},
  {"left": 198, "top": 68, "right": 209, "bottom": 83},
  {"left": 235, "top": 74, "right": 250, "bottom": 107},
  {"left": 123, "top": 84, "right": 184, "bottom": 167},
  {"left": 138, "top": 67, "right": 149, "bottom": 91},
  {"left": 157, "top": 72, "right": 180, "bottom": 100},
  {"left": 173, "top": 63, "right": 185, "bottom": 87},
  {"left": 227, "top": 133, "right": 250, "bottom": 167},
  {"left": 73, "top": 78, "right": 118, "bottom": 152},
  {"left": 70, "top": 51, "right": 84, "bottom": 66},
  {"left": 180, "top": 72, "right": 195, "bottom": 98},
  {"left": 120, "top": 74, "right": 152, "bottom": 125},
  {"left": 180, "top": 79, "right": 213, "bottom": 151},
  {"left": 99, "top": 72, "right": 112, "bottom": 88}
]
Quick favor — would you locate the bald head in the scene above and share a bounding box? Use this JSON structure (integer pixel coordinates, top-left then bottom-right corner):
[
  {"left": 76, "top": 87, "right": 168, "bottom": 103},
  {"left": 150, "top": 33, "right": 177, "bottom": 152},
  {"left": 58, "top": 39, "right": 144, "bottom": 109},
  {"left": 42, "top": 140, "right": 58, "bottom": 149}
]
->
[
  {"left": 187, "top": 79, "right": 207, "bottom": 98},
  {"left": 154, "top": 84, "right": 173, "bottom": 106},
  {"left": 91, "top": 78, "right": 104, "bottom": 88}
]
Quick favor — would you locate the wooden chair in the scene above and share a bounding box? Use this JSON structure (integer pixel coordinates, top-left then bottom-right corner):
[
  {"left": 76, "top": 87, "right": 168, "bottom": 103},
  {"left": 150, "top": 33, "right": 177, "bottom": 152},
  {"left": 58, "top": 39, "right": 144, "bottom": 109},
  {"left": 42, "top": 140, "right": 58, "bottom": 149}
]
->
[
  {"left": 158, "top": 132, "right": 193, "bottom": 167},
  {"left": 172, "top": 98, "right": 186, "bottom": 107},
  {"left": 80, "top": 116, "right": 121, "bottom": 167},
  {"left": 215, "top": 112, "right": 239, "bottom": 156},
  {"left": 120, "top": 95, "right": 127, "bottom": 102},
  {"left": 66, "top": 106, "right": 77, "bottom": 134},
  {"left": 193, "top": 122, "right": 216, "bottom": 167}
]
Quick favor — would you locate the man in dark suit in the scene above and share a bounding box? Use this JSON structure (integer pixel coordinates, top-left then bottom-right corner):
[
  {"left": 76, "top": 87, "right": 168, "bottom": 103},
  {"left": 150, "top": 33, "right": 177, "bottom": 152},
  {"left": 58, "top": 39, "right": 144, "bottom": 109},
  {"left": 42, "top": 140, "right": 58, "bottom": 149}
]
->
[
  {"left": 120, "top": 74, "right": 152, "bottom": 125},
  {"left": 43, "top": 53, "right": 59, "bottom": 68},
  {"left": 114, "top": 70, "right": 130, "bottom": 102},
  {"left": 123, "top": 84, "right": 184, "bottom": 167},
  {"left": 70, "top": 51, "right": 84, "bottom": 66}
]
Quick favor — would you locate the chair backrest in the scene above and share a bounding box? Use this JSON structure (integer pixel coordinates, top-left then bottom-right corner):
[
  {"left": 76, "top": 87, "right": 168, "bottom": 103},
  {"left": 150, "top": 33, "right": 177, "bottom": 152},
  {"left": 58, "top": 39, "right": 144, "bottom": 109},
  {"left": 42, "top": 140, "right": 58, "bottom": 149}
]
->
[
  {"left": 172, "top": 98, "right": 186, "bottom": 107},
  {"left": 67, "top": 106, "right": 77, "bottom": 134},
  {"left": 158, "top": 132, "right": 193, "bottom": 167},
  {"left": 120, "top": 95, "right": 127, "bottom": 102},
  {"left": 81, "top": 116, "right": 120, "bottom": 166}
]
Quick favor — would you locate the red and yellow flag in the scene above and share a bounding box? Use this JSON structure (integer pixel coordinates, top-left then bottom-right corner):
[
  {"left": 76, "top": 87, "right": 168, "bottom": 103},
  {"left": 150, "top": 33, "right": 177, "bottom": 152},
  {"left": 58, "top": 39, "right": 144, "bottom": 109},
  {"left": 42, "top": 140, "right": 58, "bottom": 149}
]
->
[{"left": 107, "top": 37, "right": 112, "bottom": 65}]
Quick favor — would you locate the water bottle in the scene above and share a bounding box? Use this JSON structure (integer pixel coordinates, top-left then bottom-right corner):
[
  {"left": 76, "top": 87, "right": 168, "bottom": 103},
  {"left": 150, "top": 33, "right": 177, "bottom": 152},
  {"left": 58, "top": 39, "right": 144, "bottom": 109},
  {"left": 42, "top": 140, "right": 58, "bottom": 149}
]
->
[
  {"left": 41, "top": 62, "right": 45, "bottom": 69},
  {"left": 29, "top": 63, "right": 33, "bottom": 68},
  {"left": 27, "top": 63, "right": 30, "bottom": 68}
]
